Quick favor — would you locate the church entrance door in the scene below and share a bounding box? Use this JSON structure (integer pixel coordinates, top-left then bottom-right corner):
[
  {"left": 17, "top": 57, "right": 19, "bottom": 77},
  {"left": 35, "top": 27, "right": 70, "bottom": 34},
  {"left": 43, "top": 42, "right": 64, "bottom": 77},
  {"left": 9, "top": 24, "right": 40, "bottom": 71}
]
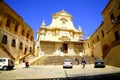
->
[{"left": 62, "top": 43, "right": 68, "bottom": 53}]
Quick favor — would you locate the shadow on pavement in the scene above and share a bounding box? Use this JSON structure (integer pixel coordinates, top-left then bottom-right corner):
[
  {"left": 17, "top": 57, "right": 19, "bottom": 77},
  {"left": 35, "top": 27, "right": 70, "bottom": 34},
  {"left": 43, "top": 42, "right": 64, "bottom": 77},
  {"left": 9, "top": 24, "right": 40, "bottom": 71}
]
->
[{"left": 15, "top": 72, "right": 120, "bottom": 80}]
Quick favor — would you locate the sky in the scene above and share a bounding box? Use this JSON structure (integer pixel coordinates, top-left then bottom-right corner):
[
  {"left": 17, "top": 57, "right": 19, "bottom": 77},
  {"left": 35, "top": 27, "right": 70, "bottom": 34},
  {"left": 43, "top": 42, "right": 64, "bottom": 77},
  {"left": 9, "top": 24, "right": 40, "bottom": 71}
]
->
[{"left": 4, "top": 0, "right": 109, "bottom": 39}]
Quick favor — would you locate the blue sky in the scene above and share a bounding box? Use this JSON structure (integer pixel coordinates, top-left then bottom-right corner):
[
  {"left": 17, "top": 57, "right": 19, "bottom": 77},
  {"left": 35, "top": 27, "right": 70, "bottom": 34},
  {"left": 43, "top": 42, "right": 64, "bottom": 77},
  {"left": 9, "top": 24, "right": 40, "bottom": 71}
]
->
[{"left": 4, "top": 0, "right": 109, "bottom": 39}]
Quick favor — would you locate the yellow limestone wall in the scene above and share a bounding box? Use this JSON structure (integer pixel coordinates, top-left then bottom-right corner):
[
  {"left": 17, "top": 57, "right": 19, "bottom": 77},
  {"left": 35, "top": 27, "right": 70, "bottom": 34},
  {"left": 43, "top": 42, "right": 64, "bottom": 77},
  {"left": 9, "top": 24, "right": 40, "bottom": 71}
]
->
[{"left": 104, "top": 45, "right": 120, "bottom": 67}]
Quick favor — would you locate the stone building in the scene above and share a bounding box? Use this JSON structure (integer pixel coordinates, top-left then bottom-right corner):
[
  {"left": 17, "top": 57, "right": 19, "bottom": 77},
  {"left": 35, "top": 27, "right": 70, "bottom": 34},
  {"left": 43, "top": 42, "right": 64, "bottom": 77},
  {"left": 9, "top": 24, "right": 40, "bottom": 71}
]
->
[
  {"left": 0, "top": 0, "right": 34, "bottom": 64},
  {"left": 35, "top": 10, "right": 84, "bottom": 56},
  {"left": 84, "top": 0, "right": 120, "bottom": 67}
]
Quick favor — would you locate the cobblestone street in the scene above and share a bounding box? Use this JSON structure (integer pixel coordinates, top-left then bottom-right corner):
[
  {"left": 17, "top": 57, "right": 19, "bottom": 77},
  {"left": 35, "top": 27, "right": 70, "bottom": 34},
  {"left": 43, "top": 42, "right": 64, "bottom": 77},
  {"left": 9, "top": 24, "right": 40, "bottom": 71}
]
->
[{"left": 0, "top": 64, "right": 120, "bottom": 80}]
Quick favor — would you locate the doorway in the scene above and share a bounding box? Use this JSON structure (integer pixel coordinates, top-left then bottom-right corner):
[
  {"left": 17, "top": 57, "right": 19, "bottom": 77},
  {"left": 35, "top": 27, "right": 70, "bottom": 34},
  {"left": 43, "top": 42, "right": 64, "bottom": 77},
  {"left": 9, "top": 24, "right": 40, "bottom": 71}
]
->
[{"left": 62, "top": 43, "right": 68, "bottom": 53}]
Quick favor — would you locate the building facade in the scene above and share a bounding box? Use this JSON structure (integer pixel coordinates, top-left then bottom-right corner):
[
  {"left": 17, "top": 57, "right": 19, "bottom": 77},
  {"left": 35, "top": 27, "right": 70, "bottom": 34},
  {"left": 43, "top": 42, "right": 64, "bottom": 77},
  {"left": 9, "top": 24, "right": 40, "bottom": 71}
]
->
[
  {"left": 0, "top": 0, "right": 34, "bottom": 64},
  {"left": 84, "top": 0, "right": 120, "bottom": 67},
  {"left": 35, "top": 10, "right": 84, "bottom": 56}
]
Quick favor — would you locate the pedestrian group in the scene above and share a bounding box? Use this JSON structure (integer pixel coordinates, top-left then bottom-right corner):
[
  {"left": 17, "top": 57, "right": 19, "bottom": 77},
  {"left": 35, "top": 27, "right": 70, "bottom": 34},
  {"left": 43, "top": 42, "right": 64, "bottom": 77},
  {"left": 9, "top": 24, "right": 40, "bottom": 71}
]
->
[{"left": 75, "top": 57, "right": 86, "bottom": 68}]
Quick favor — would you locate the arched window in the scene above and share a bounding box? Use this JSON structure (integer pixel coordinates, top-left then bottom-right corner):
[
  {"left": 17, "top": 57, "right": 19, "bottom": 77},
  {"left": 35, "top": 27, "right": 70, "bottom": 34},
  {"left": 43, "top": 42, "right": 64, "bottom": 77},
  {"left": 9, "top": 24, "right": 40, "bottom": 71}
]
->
[
  {"left": 26, "top": 33, "right": 29, "bottom": 38},
  {"left": 30, "top": 47, "right": 32, "bottom": 53},
  {"left": 30, "top": 36, "right": 33, "bottom": 41},
  {"left": 19, "top": 42, "right": 23, "bottom": 49},
  {"left": 110, "top": 13, "right": 115, "bottom": 23},
  {"left": 101, "top": 30, "right": 104, "bottom": 37},
  {"left": 11, "top": 39, "right": 16, "bottom": 47},
  {"left": 2, "top": 35, "right": 7, "bottom": 44},
  {"left": 97, "top": 35, "right": 99, "bottom": 41},
  {"left": 22, "top": 29, "right": 24, "bottom": 35},
  {"left": 24, "top": 47, "right": 27, "bottom": 55}
]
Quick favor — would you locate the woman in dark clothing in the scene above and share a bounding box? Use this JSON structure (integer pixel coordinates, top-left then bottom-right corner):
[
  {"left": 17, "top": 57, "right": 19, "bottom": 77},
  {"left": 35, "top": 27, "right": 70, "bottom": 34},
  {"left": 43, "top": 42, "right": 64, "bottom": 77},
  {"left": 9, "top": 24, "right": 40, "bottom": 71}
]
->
[{"left": 81, "top": 58, "right": 86, "bottom": 68}]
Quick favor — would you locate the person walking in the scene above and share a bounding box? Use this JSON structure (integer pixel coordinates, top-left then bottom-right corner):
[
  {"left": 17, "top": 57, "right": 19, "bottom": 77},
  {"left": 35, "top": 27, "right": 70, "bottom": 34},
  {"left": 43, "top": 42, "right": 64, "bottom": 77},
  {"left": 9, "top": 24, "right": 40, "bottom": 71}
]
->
[
  {"left": 81, "top": 58, "right": 86, "bottom": 68},
  {"left": 25, "top": 59, "right": 29, "bottom": 68}
]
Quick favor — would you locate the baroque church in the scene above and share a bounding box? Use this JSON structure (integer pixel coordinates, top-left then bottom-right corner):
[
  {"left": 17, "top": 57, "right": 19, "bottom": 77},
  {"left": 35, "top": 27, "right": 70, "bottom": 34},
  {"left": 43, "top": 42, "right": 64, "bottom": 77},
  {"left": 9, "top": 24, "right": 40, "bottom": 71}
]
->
[
  {"left": 1, "top": 0, "right": 120, "bottom": 67},
  {"left": 35, "top": 10, "right": 84, "bottom": 56}
]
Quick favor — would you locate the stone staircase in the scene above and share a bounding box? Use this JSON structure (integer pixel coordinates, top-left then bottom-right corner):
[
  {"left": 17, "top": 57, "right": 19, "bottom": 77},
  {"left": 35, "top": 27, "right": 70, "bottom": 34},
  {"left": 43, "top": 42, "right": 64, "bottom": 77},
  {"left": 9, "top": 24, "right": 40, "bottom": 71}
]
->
[
  {"left": 30, "top": 55, "right": 95, "bottom": 65},
  {"left": 0, "top": 43, "right": 15, "bottom": 60},
  {"left": 0, "top": 43, "right": 35, "bottom": 64}
]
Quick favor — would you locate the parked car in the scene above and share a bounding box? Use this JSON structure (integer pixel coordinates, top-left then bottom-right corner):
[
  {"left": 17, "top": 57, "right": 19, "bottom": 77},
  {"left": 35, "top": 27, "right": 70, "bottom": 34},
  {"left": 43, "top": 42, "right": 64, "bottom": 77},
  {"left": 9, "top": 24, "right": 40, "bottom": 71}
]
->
[
  {"left": 94, "top": 59, "right": 105, "bottom": 68},
  {"left": 0, "top": 58, "right": 14, "bottom": 70},
  {"left": 63, "top": 59, "right": 73, "bottom": 68}
]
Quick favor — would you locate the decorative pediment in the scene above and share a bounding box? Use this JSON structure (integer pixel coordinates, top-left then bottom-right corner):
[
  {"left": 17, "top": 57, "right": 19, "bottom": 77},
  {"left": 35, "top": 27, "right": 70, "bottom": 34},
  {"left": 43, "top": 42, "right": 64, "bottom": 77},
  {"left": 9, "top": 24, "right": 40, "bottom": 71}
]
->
[
  {"left": 59, "top": 36, "right": 70, "bottom": 41},
  {"left": 53, "top": 9, "right": 72, "bottom": 17}
]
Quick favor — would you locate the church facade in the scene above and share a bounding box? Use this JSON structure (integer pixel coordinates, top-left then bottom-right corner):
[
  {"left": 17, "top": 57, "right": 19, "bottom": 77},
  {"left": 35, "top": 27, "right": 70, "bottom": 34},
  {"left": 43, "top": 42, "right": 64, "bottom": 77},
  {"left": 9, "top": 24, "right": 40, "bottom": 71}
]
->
[{"left": 35, "top": 10, "right": 84, "bottom": 56}]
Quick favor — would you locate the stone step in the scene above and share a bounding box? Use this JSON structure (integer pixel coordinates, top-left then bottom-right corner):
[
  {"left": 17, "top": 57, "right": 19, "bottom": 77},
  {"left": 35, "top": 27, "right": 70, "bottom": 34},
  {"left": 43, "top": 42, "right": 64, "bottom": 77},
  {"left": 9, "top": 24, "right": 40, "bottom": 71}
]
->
[{"left": 31, "top": 55, "right": 95, "bottom": 65}]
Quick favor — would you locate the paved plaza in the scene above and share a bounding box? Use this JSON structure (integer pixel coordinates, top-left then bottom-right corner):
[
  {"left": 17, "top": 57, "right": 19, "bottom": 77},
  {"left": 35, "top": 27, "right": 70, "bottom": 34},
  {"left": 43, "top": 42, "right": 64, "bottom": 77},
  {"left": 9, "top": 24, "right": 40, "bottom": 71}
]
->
[{"left": 0, "top": 64, "right": 120, "bottom": 80}]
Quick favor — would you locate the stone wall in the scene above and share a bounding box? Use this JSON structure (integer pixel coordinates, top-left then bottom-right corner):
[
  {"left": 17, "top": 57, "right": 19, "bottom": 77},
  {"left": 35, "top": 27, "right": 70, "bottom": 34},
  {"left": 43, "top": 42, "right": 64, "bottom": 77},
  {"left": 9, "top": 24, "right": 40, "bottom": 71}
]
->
[{"left": 0, "top": 1, "right": 34, "bottom": 64}]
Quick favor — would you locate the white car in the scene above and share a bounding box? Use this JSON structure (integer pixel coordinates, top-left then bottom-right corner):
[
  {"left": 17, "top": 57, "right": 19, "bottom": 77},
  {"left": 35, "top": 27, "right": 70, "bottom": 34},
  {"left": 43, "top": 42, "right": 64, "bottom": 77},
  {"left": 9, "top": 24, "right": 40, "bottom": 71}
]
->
[
  {"left": 0, "top": 58, "right": 14, "bottom": 70},
  {"left": 63, "top": 59, "right": 73, "bottom": 68}
]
